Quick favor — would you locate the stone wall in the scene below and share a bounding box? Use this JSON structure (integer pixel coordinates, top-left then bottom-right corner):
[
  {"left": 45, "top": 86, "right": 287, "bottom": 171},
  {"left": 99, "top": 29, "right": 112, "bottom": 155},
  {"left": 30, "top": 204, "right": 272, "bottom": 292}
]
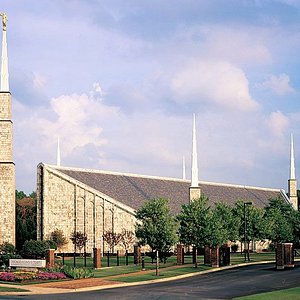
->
[
  {"left": 37, "top": 164, "right": 137, "bottom": 253},
  {"left": 0, "top": 92, "right": 15, "bottom": 246}
]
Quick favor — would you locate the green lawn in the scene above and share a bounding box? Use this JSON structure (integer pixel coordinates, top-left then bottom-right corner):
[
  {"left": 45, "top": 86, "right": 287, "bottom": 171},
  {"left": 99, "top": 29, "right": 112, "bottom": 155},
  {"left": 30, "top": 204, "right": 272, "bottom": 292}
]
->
[
  {"left": 0, "top": 286, "right": 29, "bottom": 292},
  {"left": 233, "top": 287, "right": 300, "bottom": 299}
]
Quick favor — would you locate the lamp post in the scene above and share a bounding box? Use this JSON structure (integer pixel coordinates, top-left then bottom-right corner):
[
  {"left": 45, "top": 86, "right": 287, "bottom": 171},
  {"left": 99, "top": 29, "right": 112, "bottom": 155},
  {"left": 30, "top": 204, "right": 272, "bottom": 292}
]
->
[{"left": 243, "top": 202, "right": 252, "bottom": 262}]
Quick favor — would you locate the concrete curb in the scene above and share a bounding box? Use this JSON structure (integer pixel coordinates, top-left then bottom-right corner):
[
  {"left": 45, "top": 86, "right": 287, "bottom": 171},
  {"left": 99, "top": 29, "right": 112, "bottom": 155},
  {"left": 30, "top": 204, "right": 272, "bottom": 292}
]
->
[{"left": 0, "top": 260, "right": 277, "bottom": 296}]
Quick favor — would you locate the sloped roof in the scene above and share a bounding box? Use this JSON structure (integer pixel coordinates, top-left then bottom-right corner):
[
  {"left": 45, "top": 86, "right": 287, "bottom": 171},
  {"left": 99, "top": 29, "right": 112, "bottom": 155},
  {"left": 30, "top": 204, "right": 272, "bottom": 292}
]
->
[{"left": 49, "top": 166, "right": 284, "bottom": 214}]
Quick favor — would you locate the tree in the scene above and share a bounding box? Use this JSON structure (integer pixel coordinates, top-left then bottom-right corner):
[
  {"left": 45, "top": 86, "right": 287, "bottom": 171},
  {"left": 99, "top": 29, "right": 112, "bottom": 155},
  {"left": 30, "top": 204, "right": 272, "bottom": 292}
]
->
[
  {"left": 70, "top": 231, "right": 87, "bottom": 255},
  {"left": 15, "top": 191, "right": 37, "bottom": 250},
  {"left": 206, "top": 203, "right": 232, "bottom": 248},
  {"left": 120, "top": 229, "right": 135, "bottom": 252},
  {"left": 263, "top": 197, "right": 296, "bottom": 243},
  {"left": 135, "top": 198, "right": 177, "bottom": 263},
  {"left": 103, "top": 231, "right": 122, "bottom": 253},
  {"left": 232, "top": 201, "right": 265, "bottom": 250},
  {"left": 50, "top": 229, "right": 68, "bottom": 252}
]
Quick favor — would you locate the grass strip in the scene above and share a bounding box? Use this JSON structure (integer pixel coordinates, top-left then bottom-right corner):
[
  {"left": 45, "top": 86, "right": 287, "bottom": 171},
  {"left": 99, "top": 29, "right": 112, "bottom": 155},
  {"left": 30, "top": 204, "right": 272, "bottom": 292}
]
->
[
  {"left": 108, "top": 265, "right": 211, "bottom": 283},
  {"left": 233, "top": 286, "right": 300, "bottom": 299},
  {"left": 0, "top": 286, "right": 29, "bottom": 292}
]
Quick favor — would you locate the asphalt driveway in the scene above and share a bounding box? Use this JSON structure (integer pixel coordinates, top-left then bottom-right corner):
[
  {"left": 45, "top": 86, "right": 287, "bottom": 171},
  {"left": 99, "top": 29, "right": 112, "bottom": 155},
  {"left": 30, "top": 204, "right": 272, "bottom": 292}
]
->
[{"left": 1, "top": 262, "right": 300, "bottom": 299}]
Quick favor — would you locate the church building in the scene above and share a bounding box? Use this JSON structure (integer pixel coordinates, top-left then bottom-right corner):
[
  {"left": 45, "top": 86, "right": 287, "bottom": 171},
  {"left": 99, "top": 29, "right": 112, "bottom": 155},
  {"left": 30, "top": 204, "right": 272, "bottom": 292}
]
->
[{"left": 36, "top": 114, "right": 297, "bottom": 253}]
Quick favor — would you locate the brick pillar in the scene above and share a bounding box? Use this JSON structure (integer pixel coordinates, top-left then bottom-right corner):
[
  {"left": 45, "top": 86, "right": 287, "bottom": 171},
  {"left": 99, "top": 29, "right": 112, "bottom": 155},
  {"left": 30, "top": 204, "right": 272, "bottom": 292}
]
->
[
  {"left": 93, "top": 248, "right": 101, "bottom": 269},
  {"left": 46, "top": 249, "right": 55, "bottom": 268},
  {"left": 276, "top": 243, "right": 285, "bottom": 270},
  {"left": 204, "top": 246, "right": 211, "bottom": 265},
  {"left": 134, "top": 245, "right": 141, "bottom": 265},
  {"left": 177, "top": 244, "right": 184, "bottom": 265},
  {"left": 284, "top": 243, "right": 294, "bottom": 268},
  {"left": 211, "top": 247, "right": 219, "bottom": 268}
]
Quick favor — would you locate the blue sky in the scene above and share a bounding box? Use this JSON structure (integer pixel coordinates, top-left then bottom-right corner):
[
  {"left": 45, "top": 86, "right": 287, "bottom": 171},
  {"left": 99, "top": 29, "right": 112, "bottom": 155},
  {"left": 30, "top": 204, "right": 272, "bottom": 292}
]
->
[{"left": 1, "top": 0, "right": 300, "bottom": 193}]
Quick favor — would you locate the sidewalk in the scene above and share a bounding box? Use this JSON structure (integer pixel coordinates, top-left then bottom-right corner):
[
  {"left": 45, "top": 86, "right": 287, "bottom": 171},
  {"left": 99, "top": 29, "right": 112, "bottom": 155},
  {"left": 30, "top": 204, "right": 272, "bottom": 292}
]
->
[{"left": 0, "top": 261, "right": 275, "bottom": 296}]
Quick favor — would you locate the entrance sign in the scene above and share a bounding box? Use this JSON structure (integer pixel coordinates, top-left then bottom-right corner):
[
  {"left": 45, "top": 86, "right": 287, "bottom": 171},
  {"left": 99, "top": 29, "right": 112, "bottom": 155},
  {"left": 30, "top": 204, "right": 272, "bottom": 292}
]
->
[{"left": 9, "top": 259, "right": 46, "bottom": 268}]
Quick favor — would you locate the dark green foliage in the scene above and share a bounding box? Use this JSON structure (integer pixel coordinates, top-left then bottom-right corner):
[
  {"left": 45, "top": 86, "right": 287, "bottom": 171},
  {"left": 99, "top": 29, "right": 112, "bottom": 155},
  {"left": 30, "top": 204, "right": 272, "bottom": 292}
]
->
[
  {"left": 15, "top": 190, "right": 37, "bottom": 250},
  {"left": 263, "top": 197, "right": 297, "bottom": 243},
  {"left": 207, "top": 203, "right": 232, "bottom": 247},
  {"left": 135, "top": 198, "right": 177, "bottom": 261},
  {"left": 20, "top": 239, "right": 56, "bottom": 259},
  {"left": 15, "top": 190, "right": 26, "bottom": 200},
  {"left": 177, "top": 196, "right": 211, "bottom": 248},
  {"left": 0, "top": 242, "right": 21, "bottom": 267},
  {"left": 232, "top": 200, "right": 265, "bottom": 244}
]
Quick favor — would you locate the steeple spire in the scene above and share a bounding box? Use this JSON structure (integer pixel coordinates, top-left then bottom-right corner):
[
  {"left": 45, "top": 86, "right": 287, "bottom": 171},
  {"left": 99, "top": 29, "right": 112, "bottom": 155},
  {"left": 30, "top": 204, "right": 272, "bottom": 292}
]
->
[
  {"left": 189, "top": 114, "right": 201, "bottom": 201},
  {"left": 290, "top": 133, "right": 296, "bottom": 180},
  {"left": 288, "top": 133, "right": 298, "bottom": 210},
  {"left": 57, "top": 136, "right": 61, "bottom": 166},
  {"left": 191, "top": 113, "right": 199, "bottom": 187},
  {"left": 0, "top": 13, "right": 9, "bottom": 92},
  {"left": 182, "top": 156, "right": 186, "bottom": 180}
]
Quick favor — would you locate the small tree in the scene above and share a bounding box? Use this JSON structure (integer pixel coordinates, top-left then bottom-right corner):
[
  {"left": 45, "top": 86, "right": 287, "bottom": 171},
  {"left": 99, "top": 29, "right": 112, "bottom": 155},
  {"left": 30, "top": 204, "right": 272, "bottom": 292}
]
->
[
  {"left": 177, "top": 196, "right": 210, "bottom": 267},
  {"left": 135, "top": 198, "right": 177, "bottom": 275},
  {"left": 120, "top": 229, "right": 135, "bottom": 252},
  {"left": 70, "top": 231, "right": 87, "bottom": 255},
  {"left": 50, "top": 229, "right": 68, "bottom": 252},
  {"left": 263, "top": 197, "right": 296, "bottom": 243},
  {"left": 103, "top": 231, "right": 122, "bottom": 253}
]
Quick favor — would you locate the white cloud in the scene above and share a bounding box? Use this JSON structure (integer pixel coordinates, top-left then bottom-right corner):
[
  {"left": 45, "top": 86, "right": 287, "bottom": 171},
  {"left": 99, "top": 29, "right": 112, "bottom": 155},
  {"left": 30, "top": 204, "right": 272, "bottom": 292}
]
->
[
  {"left": 258, "top": 73, "right": 295, "bottom": 95},
  {"left": 266, "top": 110, "right": 289, "bottom": 137},
  {"left": 170, "top": 60, "right": 259, "bottom": 111}
]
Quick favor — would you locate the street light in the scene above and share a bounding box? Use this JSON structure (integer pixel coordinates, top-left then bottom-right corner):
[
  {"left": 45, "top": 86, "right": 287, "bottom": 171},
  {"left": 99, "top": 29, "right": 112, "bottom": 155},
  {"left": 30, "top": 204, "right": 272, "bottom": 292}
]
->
[{"left": 243, "top": 202, "right": 252, "bottom": 262}]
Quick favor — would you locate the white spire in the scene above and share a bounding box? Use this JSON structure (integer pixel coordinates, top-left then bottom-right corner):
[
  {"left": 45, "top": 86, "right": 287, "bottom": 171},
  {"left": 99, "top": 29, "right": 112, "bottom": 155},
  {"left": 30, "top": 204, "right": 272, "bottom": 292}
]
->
[
  {"left": 57, "top": 136, "right": 61, "bottom": 167},
  {"left": 290, "top": 133, "right": 296, "bottom": 180},
  {"left": 1, "top": 13, "right": 9, "bottom": 92},
  {"left": 191, "top": 113, "right": 199, "bottom": 187},
  {"left": 182, "top": 156, "right": 186, "bottom": 180}
]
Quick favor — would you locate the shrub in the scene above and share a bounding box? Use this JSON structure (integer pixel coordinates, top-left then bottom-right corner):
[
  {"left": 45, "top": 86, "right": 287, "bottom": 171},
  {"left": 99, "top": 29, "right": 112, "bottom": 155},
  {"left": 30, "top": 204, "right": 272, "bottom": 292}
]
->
[
  {"left": 62, "top": 266, "right": 94, "bottom": 279},
  {"left": 0, "top": 242, "right": 21, "bottom": 268},
  {"left": 21, "top": 240, "right": 57, "bottom": 259}
]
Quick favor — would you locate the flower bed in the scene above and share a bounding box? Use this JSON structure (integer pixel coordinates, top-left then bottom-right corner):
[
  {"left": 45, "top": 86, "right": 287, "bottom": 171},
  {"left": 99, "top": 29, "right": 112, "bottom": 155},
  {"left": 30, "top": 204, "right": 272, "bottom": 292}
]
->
[{"left": 0, "top": 270, "right": 67, "bottom": 282}]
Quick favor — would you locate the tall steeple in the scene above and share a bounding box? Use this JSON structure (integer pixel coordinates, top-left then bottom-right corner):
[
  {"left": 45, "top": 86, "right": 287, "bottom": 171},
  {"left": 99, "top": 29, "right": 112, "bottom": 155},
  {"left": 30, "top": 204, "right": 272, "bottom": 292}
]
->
[
  {"left": 288, "top": 133, "right": 297, "bottom": 210},
  {"left": 290, "top": 133, "right": 296, "bottom": 180},
  {"left": 0, "top": 12, "right": 16, "bottom": 245},
  {"left": 189, "top": 114, "right": 201, "bottom": 201},
  {"left": 57, "top": 136, "right": 61, "bottom": 166},
  {"left": 0, "top": 13, "right": 9, "bottom": 91},
  {"left": 182, "top": 156, "right": 186, "bottom": 180}
]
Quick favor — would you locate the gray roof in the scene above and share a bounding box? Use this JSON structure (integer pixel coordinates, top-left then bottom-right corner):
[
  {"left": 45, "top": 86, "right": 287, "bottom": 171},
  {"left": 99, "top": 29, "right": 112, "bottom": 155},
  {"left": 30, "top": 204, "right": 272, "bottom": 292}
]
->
[{"left": 52, "top": 166, "right": 284, "bottom": 214}]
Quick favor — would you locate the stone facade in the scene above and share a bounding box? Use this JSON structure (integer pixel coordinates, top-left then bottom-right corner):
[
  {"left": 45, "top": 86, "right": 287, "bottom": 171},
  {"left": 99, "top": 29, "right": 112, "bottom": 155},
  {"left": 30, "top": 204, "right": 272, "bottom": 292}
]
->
[
  {"left": 37, "top": 164, "right": 136, "bottom": 253},
  {"left": 0, "top": 91, "right": 15, "bottom": 246},
  {"left": 288, "top": 179, "right": 298, "bottom": 210},
  {"left": 189, "top": 186, "right": 201, "bottom": 202}
]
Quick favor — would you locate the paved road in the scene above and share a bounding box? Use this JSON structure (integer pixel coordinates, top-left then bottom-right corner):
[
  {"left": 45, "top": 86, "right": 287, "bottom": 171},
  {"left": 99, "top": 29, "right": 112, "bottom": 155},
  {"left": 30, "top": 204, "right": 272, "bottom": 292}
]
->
[{"left": 2, "top": 263, "right": 300, "bottom": 300}]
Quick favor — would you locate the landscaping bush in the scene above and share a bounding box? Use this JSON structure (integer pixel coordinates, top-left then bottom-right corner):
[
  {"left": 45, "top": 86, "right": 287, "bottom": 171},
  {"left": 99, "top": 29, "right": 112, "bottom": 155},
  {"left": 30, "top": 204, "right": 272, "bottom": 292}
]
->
[
  {"left": 0, "top": 242, "right": 21, "bottom": 267},
  {"left": 62, "top": 266, "right": 94, "bottom": 279},
  {"left": 21, "top": 240, "right": 57, "bottom": 259}
]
